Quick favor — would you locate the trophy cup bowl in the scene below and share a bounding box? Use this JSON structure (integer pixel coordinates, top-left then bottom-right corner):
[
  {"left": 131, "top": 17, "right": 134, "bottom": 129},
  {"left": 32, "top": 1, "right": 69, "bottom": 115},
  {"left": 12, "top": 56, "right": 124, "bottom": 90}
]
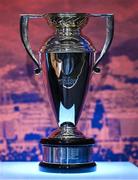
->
[{"left": 20, "top": 13, "right": 114, "bottom": 173}]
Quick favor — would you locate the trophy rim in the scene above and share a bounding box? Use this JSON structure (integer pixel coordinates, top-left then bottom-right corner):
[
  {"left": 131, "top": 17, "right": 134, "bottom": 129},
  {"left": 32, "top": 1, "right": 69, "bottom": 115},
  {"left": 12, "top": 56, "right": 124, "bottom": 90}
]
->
[{"left": 47, "top": 12, "right": 88, "bottom": 17}]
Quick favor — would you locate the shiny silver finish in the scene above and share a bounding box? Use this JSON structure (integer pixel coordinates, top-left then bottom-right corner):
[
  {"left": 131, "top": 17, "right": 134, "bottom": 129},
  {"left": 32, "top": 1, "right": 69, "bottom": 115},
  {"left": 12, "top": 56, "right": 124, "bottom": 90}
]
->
[
  {"left": 20, "top": 14, "right": 45, "bottom": 74},
  {"left": 89, "top": 14, "right": 114, "bottom": 72},
  {"left": 42, "top": 145, "right": 93, "bottom": 164},
  {"left": 20, "top": 13, "right": 114, "bottom": 170},
  {"left": 41, "top": 52, "right": 92, "bottom": 125},
  {"left": 41, "top": 122, "right": 94, "bottom": 165},
  {"left": 40, "top": 122, "right": 95, "bottom": 168},
  {"left": 49, "top": 122, "right": 85, "bottom": 139},
  {"left": 20, "top": 13, "right": 114, "bottom": 74},
  {"left": 39, "top": 14, "right": 96, "bottom": 125},
  {"left": 47, "top": 13, "right": 88, "bottom": 28}
]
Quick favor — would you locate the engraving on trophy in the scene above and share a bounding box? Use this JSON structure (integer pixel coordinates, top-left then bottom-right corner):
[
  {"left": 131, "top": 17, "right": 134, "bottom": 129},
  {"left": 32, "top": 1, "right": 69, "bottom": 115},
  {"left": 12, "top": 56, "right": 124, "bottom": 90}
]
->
[
  {"left": 47, "top": 52, "right": 90, "bottom": 89},
  {"left": 58, "top": 77, "right": 76, "bottom": 86}
]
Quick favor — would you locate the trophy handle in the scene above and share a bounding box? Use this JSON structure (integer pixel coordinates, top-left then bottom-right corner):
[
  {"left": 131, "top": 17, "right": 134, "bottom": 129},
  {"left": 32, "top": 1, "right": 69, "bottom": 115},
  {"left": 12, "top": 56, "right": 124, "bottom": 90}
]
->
[
  {"left": 20, "top": 14, "right": 46, "bottom": 74},
  {"left": 90, "top": 14, "right": 114, "bottom": 73}
]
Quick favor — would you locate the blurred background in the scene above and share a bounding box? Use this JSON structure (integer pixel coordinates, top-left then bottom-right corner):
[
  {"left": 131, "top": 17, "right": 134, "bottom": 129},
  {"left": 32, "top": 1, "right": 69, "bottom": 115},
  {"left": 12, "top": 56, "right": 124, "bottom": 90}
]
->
[{"left": 0, "top": 0, "right": 138, "bottom": 165}]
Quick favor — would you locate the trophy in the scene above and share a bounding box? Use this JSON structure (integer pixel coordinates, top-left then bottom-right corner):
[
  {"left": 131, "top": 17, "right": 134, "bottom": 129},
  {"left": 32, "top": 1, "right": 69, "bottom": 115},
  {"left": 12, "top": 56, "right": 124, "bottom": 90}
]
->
[{"left": 20, "top": 13, "right": 114, "bottom": 172}]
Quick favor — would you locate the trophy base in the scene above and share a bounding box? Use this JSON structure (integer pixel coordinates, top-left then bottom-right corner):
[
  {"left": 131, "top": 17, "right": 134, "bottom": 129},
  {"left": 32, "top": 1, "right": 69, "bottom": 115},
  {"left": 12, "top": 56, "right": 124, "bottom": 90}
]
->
[
  {"left": 39, "top": 122, "right": 96, "bottom": 173},
  {"left": 39, "top": 161, "right": 96, "bottom": 173}
]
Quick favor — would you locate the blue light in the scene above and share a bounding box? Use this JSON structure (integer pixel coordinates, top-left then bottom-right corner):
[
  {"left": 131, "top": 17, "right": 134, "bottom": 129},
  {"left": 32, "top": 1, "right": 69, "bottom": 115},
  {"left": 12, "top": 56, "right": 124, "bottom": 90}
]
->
[{"left": 0, "top": 162, "right": 138, "bottom": 180}]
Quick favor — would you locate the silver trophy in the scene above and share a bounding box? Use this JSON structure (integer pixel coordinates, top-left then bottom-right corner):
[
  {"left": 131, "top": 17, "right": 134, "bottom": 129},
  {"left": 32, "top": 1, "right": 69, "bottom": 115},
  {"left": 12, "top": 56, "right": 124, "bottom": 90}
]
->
[{"left": 20, "top": 13, "right": 114, "bottom": 172}]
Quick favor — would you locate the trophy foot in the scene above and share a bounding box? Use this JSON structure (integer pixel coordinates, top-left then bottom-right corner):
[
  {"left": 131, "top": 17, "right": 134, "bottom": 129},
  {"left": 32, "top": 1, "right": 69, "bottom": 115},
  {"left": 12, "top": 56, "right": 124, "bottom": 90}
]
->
[
  {"left": 39, "top": 161, "right": 96, "bottom": 173},
  {"left": 39, "top": 122, "right": 96, "bottom": 173}
]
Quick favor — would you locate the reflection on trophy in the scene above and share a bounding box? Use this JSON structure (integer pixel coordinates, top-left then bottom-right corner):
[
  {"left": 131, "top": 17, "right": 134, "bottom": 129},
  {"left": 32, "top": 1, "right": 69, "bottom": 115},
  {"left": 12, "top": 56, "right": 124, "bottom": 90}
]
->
[
  {"left": 50, "top": 53, "right": 62, "bottom": 78},
  {"left": 20, "top": 13, "right": 114, "bottom": 172}
]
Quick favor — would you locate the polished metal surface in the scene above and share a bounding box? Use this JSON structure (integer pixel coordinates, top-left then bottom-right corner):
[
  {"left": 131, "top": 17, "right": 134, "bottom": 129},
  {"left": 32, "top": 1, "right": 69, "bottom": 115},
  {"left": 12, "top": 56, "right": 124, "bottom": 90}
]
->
[
  {"left": 42, "top": 145, "right": 93, "bottom": 164},
  {"left": 89, "top": 14, "right": 114, "bottom": 72},
  {"left": 39, "top": 14, "right": 95, "bottom": 125},
  {"left": 41, "top": 52, "right": 92, "bottom": 125},
  {"left": 20, "top": 13, "right": 114, "bottom": 74},
  {"left": 47, "top": 13, "right": 88, "bottom": 28},
  {"left": 20, "top": 12, "right": 114, "bottom": 169},
  {"left": 20, "top": 14, "right": 44, "bottom": 74},
  {"left": 49, "top": 122, "right": 85, "bottom": 139}
]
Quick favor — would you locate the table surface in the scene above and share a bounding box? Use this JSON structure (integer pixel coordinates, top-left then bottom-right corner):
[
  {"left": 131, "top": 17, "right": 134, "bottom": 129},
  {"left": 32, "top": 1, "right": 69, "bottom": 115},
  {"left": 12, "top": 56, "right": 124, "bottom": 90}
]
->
[{"left": 0, "top": 162, "right": 138, "bottom": 180}]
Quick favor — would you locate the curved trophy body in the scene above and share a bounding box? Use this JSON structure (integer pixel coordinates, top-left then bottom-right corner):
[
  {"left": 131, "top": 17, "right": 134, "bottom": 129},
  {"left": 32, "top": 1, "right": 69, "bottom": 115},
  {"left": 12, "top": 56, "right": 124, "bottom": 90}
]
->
[
  {"left": 41, "top": 14, "right": 94, "bottom": 126},
  {"left": 20, "top": 13, "right": 114, "bottom": 172}
]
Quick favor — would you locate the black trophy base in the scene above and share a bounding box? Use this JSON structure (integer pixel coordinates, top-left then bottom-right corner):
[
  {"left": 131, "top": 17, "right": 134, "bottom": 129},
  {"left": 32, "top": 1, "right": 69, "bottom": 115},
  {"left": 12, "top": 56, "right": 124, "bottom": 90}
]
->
[
  {"left": 39, "top": 122, "right": 96, "bottom": 173},
  {"left": 39, "top": 161, "right": 96, "bottom": 173}
]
